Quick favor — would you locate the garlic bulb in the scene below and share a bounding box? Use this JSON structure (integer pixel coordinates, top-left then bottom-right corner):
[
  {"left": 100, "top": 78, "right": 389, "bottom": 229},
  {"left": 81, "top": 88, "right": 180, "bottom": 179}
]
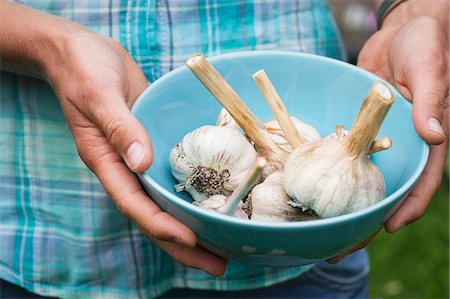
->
[
  {"left": 248, "top": 172, "right": 319, "bottom": 222},
  {"left": 264, "top": 117, "right": 320, "bottom": 153},
  {"left": 170, "top": 125, "right": 257, "bottom": 201},
  {"left": 217, "top": 108, "right": 239, "bottom": 129},
  {"left": 284, "top": 81, "right": 395, "bottom": 218},
  {"left": 193, "top": 195, "right": 249, "bottom": 219},
  {"left": 187, "top": 55, "right": 288, "bottom": 178}
]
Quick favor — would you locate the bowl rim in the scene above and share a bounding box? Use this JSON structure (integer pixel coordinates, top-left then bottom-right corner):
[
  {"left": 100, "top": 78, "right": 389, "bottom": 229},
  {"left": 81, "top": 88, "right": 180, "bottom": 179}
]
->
[{"left": 132, "top": 50, "right": 430, "bottom": 229}]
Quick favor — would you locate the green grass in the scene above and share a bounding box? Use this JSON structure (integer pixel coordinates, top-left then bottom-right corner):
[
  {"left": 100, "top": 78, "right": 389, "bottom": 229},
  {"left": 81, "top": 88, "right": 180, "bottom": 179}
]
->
[{"left": 368, "top": 160, "right": 449, "bottom": 298}]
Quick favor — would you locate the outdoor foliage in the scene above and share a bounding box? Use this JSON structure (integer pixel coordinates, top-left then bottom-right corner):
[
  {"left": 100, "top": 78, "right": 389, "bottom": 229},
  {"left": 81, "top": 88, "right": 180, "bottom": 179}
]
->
[{"left": 369, "top": 160, "right": 449, "bottom": 298}]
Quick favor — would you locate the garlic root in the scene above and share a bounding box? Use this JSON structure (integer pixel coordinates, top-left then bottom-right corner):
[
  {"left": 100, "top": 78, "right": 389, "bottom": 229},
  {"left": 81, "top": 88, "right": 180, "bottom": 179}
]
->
[{"left": 170, "top": 125, "right": 257, "bottom": 202}]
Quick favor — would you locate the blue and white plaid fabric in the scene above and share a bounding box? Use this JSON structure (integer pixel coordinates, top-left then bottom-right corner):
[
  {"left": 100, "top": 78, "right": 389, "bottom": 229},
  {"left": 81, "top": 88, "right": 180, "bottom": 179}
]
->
[{"left": 0, "top": 1, "right": 344, "bottom": 298}]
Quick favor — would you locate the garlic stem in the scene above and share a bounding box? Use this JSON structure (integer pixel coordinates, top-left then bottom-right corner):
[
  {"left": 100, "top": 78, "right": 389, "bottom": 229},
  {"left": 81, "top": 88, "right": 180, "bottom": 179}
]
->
[
  {"left": 223, "top": 158, "right": 266, "bottom": 216},
  {"left": 369, "top": 137, "right": 392, "bottom": 154},
  {"left": 186, "top": 55, "right": 267, "bottom": 144},
  {"left": 345, "top": 81, "right": 394, "bottom": 157},
  {"left": 252, "top": 69, "right": 305, "bottom": 148},
  {"left": 186, "top": 54, "right": 285, "bottom": 176}
]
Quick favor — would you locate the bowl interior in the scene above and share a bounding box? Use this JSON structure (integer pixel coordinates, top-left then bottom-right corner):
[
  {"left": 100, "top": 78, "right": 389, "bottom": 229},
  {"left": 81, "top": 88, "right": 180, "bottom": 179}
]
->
[{"left": 133, "top": 51, "right": 428, "bottom": 212}]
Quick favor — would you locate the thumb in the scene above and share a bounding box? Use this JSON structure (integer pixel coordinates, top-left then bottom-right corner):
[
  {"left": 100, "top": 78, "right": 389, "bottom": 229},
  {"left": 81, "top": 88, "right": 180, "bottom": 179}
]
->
[
  {"left": 92, "top": 96, "right": 153, "bottom": 173},
  {"left": 406, "top": 57, "right": 448, "bottom": 145}
]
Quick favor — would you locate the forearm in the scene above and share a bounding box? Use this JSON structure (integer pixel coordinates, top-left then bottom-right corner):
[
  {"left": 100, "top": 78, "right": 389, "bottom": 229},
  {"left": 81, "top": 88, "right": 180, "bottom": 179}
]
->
[
  {"left": 0, "top": 1, "right": 88, "bottom": 78},
  {"left": 375, "top": 0, "right": 449, "bottom": 31}
]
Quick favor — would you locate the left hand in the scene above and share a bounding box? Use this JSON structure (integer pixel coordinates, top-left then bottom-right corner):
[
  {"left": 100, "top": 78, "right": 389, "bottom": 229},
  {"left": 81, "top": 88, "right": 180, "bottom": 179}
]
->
[{"left": 329, "top": 2, "right": 449, "bottom": 263}]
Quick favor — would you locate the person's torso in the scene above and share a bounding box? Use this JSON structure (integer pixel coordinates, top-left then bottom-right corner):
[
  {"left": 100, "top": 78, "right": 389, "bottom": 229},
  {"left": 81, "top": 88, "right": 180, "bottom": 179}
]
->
[{"left": 0, "top": 1, "right": 344, "bottom": 298}]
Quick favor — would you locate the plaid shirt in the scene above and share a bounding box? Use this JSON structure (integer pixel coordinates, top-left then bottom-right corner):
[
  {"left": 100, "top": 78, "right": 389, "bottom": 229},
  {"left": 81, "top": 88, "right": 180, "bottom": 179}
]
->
[{"left": 0, "top": 1, "right": 344, "bottom": 298}]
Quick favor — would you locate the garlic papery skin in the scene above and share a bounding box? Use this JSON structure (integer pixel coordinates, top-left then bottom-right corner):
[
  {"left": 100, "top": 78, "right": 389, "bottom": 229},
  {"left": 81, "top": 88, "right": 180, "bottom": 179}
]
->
[
  {"left": 264, "top": 117, "right": 320, "bottom": 153},
  {"left": 170, "top": 125, "right": 257, "bottom": 202},
  {"left": 249, "top": 172, "right": 319, "bottom": 222},
  {"left": 217, "top": 108, "right": 240, "bottom": 129},
  {"left": 326, "top": 125, "right": 392, "bottom": 155},
  {"left": 284, "top": 81, "right": 395, "bottom": 218},
  {"left": 193, "top": 195, "right": 249, "bottom": 219}
]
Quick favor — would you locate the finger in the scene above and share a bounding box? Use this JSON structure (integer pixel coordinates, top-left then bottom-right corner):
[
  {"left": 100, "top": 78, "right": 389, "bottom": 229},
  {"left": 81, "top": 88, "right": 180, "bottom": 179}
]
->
[
  {"left": 327, "top": 228, "right": 381, "bottom": 264},
  {"left": 385, "top": 141, "right": 447, "bottom": 232},
  {"left": 145, "top": 235, "right": 228, "bottom": 277},
  {"left": 76, "top": 131, "right": 197, "bottom": 247},
  {"left": 87, "top": 92, "right": 153, "bottom": 173},
  {"left": 406, "top": 45, "right": 448, "bottom": 145}
]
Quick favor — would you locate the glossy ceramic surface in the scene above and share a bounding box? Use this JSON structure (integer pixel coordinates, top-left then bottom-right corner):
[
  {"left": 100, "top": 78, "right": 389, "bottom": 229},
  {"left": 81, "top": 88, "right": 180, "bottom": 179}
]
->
[{"left": 132, "top": 51, "right": 429, "bottom": 267}]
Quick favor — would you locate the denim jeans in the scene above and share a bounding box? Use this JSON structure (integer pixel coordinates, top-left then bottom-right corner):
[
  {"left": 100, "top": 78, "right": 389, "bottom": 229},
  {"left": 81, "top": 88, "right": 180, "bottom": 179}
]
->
[
  {"left": 160, "top": 249, "right": 369, "bottom": 299},
  {"left": 1, "top": 250, "right": 368, "bottom": 299}
]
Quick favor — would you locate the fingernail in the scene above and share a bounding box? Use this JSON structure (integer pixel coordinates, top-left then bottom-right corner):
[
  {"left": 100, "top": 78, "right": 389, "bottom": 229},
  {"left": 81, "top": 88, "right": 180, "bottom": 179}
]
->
[
  {"left": 427, "top": 117, "right": 446, "bottom": 138},
  {"left": 125, "top": 142, "right": 145, "bottom": 170}
]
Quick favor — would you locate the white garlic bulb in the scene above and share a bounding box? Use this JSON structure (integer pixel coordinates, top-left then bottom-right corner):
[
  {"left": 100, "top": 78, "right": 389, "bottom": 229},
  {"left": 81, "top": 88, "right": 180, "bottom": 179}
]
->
[
  {"left": 284, "top": 81, "right": 394, "bottom": 218},
  {"left": 217, "top": 108, "right": 239, "bottom": 129},
  {"left": 170, "top": 125, "right": 257, "bottom": 202},
  {"left": 264, "top": 117, "right": 320, "bottom": 153},
  {"left": 248, "top": 172, "right": 319, "bottom": 222},
  {"left": 193, "top": 195, "right": 249, "bottom": 219}
]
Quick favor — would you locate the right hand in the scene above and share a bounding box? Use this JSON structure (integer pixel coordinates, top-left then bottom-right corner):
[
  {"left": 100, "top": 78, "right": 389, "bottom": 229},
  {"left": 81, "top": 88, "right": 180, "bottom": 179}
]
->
[{"left": 40, "top": 25, "right": 227, "bottom": 275}]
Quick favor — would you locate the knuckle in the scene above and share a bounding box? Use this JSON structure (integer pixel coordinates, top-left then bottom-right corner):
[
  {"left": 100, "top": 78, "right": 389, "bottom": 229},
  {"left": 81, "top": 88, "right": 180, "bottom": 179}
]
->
[{"left": 104, "top": 117, "right": 128, "bottom": 145}]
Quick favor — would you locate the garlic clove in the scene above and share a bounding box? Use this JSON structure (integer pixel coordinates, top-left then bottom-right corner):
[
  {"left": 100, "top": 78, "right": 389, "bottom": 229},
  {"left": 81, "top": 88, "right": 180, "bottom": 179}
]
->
[
  {"left": 264, "top": 117, "right": 321, "bottom": 153},
  {"left": 249, "top": 172, "right": 319, "bottom": 222},
  {"left": 193, "top": 195, "right": 249, "bottom": 219},
  {"left": 170, "top": 125, "right": 257, "bottom": 202},
  {"left": 217, "top": 108, "right": 240, "bottom": 129},
  {"left": 284, "top": 81, "right": 395, "bottom": 218}
]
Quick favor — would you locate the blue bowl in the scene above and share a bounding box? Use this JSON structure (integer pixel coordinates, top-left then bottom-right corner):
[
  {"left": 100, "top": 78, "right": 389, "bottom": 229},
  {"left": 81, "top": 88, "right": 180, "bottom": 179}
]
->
[{"left": 132, "top": 51, "right": 429, "bottom": 267}]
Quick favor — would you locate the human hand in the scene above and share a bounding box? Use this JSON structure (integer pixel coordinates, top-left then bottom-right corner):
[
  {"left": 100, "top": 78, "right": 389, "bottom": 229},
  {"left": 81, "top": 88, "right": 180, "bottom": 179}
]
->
[
  {"left": 329, "top": 1, "right": 449, "bottom": 263},
  {"left": 1, "top": 1, "right": 227, "bottom": 275},
  {"left": 41, "top": 25, "right": 227, "bottom": 275}
]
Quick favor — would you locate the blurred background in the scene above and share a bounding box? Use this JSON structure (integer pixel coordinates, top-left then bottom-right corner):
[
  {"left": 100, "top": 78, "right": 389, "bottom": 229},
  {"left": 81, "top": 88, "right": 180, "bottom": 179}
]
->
[{"left": 329, "top": 1, "right": 449, "bottom": 298}]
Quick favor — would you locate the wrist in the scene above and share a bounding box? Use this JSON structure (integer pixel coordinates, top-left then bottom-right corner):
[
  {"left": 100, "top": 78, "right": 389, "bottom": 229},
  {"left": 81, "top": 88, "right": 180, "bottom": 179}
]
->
[
  {"left": 0, "top": 1, "right": 90, "bottom": 79},
  {"left": 379, "top": 0, "right": 449, "bottom": 31}
]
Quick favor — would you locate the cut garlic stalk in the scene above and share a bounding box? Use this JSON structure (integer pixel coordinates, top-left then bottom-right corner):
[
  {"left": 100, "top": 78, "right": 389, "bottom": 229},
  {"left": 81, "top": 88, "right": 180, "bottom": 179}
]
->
[
  {"left": 170, "top": 125, "right": 257, "bottom": 202},
  {"left": 248, "top": 172, "right": 319, "bottom": 222},
  {"left": 253, "top": 69, "right": 306, "bottom": 148},
  {"left": 194, "top": 158, "right": 266, "bottom": 219},
  {"left": 187, "top": 54, "right": 286, "bottom": 177},
  {"left": 284, "top": 81, "right": 395, "bottom": 218},
  {"left": 369, "top": 137, "right": 392, "bottom": 155}
]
